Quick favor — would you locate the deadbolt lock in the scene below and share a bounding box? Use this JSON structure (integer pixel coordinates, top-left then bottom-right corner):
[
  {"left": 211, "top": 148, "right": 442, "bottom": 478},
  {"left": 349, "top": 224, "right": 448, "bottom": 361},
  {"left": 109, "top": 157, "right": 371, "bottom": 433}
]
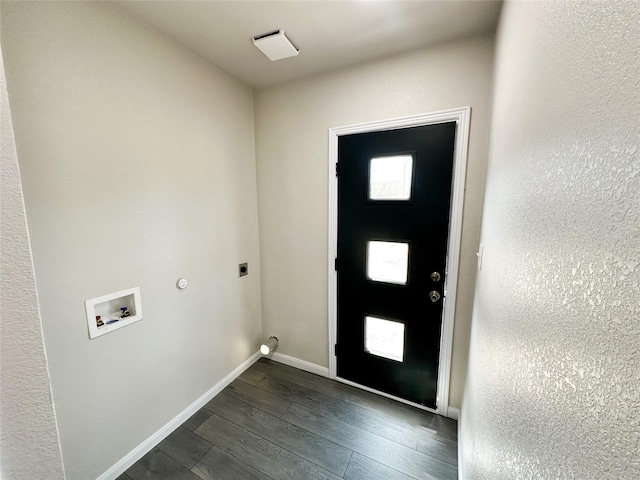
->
[
  {"left": 429, "top": 291, "right": 441, "bottom": 303},
  {"left": 430, "top": 272, "right": 441, "bottom": 282}
]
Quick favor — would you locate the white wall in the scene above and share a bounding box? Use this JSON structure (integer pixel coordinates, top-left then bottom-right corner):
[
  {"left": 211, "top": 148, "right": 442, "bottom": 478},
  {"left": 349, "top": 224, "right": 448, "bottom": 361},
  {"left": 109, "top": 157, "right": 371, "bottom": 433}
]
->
[
  {"left": 1, "top": 3, "right": 261, "bottom": 479},
  {"left": 254, "top": 34, "right": 495, "bottom": 408},
  {"left": 0, "top": 41, "right": 66, "bottom": 480},
  {"left": 461, "top": 1, "right": 640, "bottom": 478}
]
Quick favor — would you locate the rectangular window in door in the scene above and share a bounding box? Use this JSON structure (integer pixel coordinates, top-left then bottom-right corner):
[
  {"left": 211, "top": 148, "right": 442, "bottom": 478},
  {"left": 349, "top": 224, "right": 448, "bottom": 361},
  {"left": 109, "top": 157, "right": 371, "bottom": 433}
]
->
[
  {"left": 368, "top": 154, "right": 414, "bottom": 201},
  {"left": 366, "top": 241, "right": 409, "bottom": 285},
  {"left": 365, "top": 316, "right": 405, "bottom": 362}
]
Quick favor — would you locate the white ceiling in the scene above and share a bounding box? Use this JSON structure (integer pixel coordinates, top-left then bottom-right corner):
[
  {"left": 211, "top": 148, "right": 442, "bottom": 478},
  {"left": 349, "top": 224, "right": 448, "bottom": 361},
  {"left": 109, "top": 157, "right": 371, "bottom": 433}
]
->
[{"left": 114, "top": 1, "right": 502, "bottom": 89}]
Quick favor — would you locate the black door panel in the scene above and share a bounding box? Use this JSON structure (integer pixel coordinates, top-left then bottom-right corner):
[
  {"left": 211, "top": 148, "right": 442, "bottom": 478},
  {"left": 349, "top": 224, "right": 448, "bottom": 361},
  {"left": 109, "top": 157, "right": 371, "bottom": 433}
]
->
[{"left": 336, "top": 122, "right": 456, "bottom": 408}]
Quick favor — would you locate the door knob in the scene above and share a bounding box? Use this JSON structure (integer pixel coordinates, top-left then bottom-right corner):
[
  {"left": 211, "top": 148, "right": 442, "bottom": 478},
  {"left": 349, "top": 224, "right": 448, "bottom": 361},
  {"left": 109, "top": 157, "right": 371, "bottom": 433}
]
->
[
  {"left": 430, "top": 272, "right": 441, "bottom": 282},
  {"left": 429, "top": 291, "right": 441, "bottom": 303}
]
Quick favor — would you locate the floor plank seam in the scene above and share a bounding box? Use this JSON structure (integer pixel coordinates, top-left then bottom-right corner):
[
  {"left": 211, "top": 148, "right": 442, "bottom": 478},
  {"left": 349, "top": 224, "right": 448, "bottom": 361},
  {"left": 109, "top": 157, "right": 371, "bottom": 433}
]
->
[
  {"left": 343, "top": 451, "right": 355, "bottom": 479},
  {"left": 159, "top": 431, "right": 216, "bottom": 469},
  {"left": 279, "top": 401, "right": 293, "bottom": 419}
]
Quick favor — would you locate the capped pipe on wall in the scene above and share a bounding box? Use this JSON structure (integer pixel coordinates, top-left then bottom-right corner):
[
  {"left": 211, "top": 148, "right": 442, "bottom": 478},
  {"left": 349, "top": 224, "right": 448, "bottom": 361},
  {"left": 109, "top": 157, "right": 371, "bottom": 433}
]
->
[{"left": 260, "top": 336, "right": 278, "bottom": 355}]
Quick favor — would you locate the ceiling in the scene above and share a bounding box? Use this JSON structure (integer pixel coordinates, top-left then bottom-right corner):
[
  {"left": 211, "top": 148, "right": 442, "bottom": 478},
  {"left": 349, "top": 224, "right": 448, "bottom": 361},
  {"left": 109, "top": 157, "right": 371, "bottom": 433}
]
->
[{"left": 114, "top": 1, "right": 502, "bottom": 89}]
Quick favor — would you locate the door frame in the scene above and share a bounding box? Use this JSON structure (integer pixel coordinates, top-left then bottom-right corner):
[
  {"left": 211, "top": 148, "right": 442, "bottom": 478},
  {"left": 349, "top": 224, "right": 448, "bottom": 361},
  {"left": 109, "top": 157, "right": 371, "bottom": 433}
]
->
[{"left": 328, "top": 107, "right": 471, "bottom": 418}]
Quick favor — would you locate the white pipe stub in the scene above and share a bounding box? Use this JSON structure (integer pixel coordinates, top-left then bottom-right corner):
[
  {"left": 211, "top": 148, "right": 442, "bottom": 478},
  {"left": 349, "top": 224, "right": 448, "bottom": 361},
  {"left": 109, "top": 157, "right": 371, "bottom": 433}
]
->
[{"left": 260, "top": 336, "right": 279, "bottom": 355}]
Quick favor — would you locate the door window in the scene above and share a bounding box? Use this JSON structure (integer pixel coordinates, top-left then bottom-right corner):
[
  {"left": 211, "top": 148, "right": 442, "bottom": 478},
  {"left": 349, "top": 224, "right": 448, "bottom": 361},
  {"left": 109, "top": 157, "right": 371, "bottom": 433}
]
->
[
  {"left": 366, "top": 241, "right": 409, "bottom": 285},
  {"left": 365, "top": 316, "right": 405, "bottom": 362},
  {"left": 368, "top": 155, "right": 414, "bottom": 201}
]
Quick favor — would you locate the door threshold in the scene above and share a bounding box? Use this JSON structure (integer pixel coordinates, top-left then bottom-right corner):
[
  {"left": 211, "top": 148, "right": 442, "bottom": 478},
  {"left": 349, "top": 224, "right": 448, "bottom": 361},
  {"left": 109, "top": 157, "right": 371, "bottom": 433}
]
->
[{"left": 334, "top": 375, "right": 443, "bottom": 417}]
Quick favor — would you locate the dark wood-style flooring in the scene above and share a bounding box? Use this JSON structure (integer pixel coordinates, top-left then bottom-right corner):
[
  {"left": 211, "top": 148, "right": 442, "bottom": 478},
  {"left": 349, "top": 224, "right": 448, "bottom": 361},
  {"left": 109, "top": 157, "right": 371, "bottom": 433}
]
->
[{"left": 117, "top": 358, "right": 458, "bottom": 480}]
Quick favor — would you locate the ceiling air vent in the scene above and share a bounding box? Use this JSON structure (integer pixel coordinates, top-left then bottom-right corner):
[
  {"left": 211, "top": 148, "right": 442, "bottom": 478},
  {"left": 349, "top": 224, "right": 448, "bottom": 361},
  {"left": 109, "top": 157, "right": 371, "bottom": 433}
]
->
[{"left": 252, "top": 30, "right": 299, "bottom": 61}]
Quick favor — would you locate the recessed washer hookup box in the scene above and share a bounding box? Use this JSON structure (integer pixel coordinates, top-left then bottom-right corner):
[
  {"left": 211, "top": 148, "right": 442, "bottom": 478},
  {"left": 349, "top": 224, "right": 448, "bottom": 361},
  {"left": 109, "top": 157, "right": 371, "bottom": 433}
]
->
[{"left": 85, "top": 286, "right": 142, "bottom": 339}]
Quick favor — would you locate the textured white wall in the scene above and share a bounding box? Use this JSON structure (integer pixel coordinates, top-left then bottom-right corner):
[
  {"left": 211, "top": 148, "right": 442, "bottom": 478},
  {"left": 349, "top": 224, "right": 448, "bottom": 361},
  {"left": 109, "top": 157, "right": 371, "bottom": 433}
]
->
[
  {"left": 1, "top": 3, "right": 261, "bottom": 479},
  {"left": 254, "top": 35, "right": 495, "bottom": 409},
  {"left": 0, "top": 42, "right": 66, "bottom": 480},
  {"left": 461, "top": 1, "right": 640, "bottom": 479}
]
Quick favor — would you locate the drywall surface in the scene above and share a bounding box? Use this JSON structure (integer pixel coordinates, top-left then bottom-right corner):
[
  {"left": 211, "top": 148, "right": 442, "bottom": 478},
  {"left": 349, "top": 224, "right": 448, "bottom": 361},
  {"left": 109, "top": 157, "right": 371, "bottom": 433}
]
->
[
  {"left": 254, "top": 35, "right": 494, "bottom": 408},
  {"left": 0, "top": 42, "right": 66, "bottom": 480},
  {"left": 1, "top": 3, "right": 261, "bottom": 479},
  {"left": 461, "top": 1, "right": 640, "bottom": 479}
]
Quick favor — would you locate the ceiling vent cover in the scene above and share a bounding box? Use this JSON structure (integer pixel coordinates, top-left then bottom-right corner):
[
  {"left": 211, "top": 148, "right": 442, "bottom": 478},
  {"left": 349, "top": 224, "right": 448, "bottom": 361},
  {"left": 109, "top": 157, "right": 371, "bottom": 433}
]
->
[{"left": 252, "top": 30, "right": 299, "bottom": 61}]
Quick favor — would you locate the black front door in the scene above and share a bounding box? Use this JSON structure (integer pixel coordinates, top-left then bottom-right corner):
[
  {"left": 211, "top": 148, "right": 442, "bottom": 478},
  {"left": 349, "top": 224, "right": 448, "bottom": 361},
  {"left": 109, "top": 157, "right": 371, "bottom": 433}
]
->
[{"left": 336, "top": 122, "right": 456, "bottom": 408}]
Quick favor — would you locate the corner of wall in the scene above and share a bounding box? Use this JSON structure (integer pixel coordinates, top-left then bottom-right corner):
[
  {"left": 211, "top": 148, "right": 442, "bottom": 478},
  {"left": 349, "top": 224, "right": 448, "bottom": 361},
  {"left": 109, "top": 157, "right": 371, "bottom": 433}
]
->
[
  {"left": 0, "top": 41, "right": 66, "bottom": 480},
  {"left": 461, "top": 1, "right": 640, "bottom": 478}
]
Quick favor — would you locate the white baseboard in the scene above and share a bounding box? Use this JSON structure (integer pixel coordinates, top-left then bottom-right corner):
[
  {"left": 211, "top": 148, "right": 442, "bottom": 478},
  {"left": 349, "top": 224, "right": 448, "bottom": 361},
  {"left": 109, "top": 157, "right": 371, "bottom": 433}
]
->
[
  {"left": 447, "top": 406, "right": 460, "bottom": 420},
  {"left": 98, "top": 351, "right": 261, "bottom": 480},
  {"left": 269, "top": 352, "right": 329, "bottom": 378}
]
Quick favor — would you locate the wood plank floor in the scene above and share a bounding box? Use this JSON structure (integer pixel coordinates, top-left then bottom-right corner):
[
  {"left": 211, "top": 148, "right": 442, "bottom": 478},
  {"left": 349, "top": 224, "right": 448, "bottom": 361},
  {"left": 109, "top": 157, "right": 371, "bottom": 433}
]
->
[{"left": 118, "top": 358, "right": 458, "bottom": 480}]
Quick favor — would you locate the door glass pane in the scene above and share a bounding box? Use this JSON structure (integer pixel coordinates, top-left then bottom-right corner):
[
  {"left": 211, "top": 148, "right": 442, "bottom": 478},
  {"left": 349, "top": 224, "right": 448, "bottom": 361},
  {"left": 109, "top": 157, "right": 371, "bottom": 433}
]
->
[
  {"left": 369, "top": 155, "right": 413, "bottom": 200},
  {"left": 367, "top": 241, "right": 409, "bottom": 285},
  {"left": 365, "top": 316, "right": 405, "bottom": 362}
]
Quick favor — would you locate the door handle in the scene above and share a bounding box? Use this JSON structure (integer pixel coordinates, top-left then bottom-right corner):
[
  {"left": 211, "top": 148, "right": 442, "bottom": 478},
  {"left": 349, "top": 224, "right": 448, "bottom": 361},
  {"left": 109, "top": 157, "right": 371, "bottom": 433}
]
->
[{"left": 429, "top": 291, "right": 441, "bottom": 303}]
